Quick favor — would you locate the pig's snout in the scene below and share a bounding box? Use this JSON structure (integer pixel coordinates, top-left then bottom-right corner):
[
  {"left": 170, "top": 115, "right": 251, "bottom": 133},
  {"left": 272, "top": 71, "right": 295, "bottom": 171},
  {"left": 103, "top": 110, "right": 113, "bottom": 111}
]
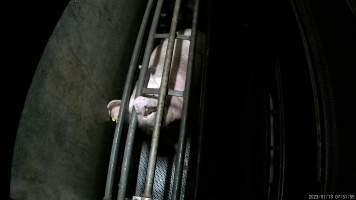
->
[{"left": 133, "top": 96, "right": 158, "bottom": 117}]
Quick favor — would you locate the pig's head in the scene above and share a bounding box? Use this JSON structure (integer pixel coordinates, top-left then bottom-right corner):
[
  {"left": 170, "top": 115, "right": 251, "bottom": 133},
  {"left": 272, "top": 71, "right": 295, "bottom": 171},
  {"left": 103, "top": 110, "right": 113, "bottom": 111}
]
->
[
  {"left": 133, "top": 95, "right": 183, "bottom": 133},
  {"left": 107, "top": 95, "right": 182, "bottom": 134}
]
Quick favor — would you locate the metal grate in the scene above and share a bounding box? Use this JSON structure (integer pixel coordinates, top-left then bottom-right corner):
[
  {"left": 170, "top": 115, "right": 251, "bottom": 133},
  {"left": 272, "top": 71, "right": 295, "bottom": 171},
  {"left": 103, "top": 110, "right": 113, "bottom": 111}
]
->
[{"left": 103, "top": 0, "right": 201, "bottom": 199}]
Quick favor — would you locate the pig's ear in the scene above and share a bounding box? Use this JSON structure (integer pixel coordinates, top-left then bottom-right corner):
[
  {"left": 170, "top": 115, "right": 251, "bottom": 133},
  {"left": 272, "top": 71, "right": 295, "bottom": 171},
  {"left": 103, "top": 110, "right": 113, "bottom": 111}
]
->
[
  {"left": 107, "top": 100, "right": 121, "bottom": 110},
  {"left": 107, "top": 100, "right": 121, "bottom": 121}
]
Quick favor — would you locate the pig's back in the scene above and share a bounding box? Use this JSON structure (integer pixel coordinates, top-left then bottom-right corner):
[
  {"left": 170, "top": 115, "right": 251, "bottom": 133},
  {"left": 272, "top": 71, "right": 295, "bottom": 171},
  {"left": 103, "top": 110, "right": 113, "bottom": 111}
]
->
[{"left": 147, "top": 29, "right": 191, "bottom": 92}]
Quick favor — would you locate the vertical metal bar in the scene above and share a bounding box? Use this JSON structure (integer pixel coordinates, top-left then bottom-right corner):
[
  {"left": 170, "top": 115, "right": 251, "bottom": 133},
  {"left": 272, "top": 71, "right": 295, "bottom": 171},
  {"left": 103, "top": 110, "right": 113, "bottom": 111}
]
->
[
  {"left": 193, "top": 1, "right": 211, "bottom": 197},
  {"left": 192, "top": 61, "right": 207, "bottom": 200},
  {"left": 115, "top": 0, "right": 165, "bottom": 199},
  {"left": 142, "top": 0, "right": 183, "bottom": 197},
  {"left": 103, "top": 0, "right": 155, "bottom": 199},
  {"left": 179, "top": 136, "right": 191, "bottom": 200},
  {"left": 171, "top": 0, "right": 200, "bottom": 199},
  {"left": 267, "top": 94, "right": 275, "bottom": 200},
  {"left": 290, "top": 0, "right": 324, "bottom": 190},
  {"left": 116, "top": 117, "right": 138, "bottom": 200},
  {"left": 275, "top": 59, "right": 285, "bottom": 200}
]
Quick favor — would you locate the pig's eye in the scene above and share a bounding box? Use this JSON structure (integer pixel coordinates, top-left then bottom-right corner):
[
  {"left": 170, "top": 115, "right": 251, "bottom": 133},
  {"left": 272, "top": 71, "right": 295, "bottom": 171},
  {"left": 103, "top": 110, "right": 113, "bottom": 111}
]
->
[
  {"left": 143, "top": 106, "right": 157, "bottom": 116},
  {"left": 149, "top": 67, "right": 156, "bottom": 74}
]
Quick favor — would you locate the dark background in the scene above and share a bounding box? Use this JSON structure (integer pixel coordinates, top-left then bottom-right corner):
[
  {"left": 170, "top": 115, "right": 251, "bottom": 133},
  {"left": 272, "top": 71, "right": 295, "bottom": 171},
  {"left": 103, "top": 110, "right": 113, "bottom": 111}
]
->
[
  {"left": 1, "top": 0, "right": 70, "bottom": 198},
  {"left": 1, "top": 0, "right": 356, "bottom": 199},
  {"left": 201, "top": 0, "right": 356, "bottom": 198}
]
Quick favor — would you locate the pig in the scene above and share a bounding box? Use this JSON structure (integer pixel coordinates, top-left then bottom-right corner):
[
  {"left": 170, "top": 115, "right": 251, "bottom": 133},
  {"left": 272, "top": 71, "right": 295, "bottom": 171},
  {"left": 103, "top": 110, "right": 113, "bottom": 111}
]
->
[{"left": 107, "top": 29, "right": 191, "bottom": 133}]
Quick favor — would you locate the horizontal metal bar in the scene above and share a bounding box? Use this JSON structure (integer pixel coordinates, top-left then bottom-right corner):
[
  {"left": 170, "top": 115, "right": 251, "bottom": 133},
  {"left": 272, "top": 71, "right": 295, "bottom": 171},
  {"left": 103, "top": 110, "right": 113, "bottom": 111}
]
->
[
  {"left": 132, "top": 197, "right": 152, "bottom": 200},
  {"left": 176, "top": 34, "right": 191, "bottom": 40},
  {"left": 155, "top": 33, "right": 190, "bottom": 40},
  {"left": 142, "top": 88, "right": 183, "bottom": 97},
  {"left": 154, "top": 33, "right": 169, "bottom": 38}
]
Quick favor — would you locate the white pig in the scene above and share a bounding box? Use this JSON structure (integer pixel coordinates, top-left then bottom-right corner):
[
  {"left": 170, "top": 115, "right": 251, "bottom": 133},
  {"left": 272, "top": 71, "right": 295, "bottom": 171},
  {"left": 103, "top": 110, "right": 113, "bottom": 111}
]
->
[{"left": 107, "top": 29, "right": 191, "bottom": 133}]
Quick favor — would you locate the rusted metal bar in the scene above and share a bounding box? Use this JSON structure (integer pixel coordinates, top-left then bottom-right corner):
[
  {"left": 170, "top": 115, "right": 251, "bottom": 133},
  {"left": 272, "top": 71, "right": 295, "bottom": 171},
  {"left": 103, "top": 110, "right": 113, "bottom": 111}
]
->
[
  {"left": 154, "top": 33, "right": 169, "bottom": 38},
  {"left": 154, "top": 33, "right": 191, "bottom": 40},
  {"left": 177, "top": 34, "right": 191, "bottom": 40},
  {"left": 103, "top": 0, "right": 155, "bottom": 199},
  {"left": 142, "top": 88, "right": 183, "bottom": 97},
  {"left": 171, "top": 0, "right": 200, "bottom": 199},
  {"left": 141, "top": 0, "right": 183, "bottom": 197},
  {"left": 115, "top": 0, "right": 166, "bottom": 199}
]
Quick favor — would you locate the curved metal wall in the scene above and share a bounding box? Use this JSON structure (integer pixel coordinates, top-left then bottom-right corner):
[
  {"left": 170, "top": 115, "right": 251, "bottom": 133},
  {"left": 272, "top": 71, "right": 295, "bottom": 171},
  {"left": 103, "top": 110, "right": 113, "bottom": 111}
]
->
[{"left": 10, "top": 0, "right": 146, "bottom": 199}]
